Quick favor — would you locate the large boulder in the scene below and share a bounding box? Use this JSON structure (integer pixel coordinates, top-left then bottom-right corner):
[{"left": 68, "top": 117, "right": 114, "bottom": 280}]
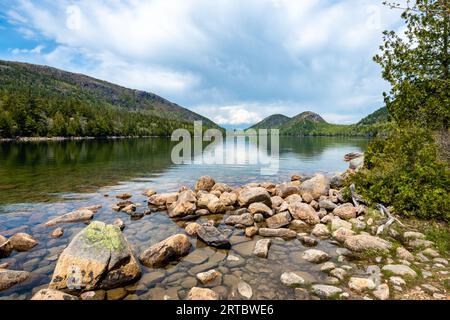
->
[
  {"left": 288, "top": 202, "right": 320, "bottom": 225},
  {"left": 197, "top": 225, "right": 231, "bottom": 248},
  {"left": 9, "top": 233, "right": 38, "bottom": 252},
  {"left": 45, "top": 209, "right": 95, "bottom": 227},
  {"left": 0, "top": 235, "right": 13, "bottom": 258},
  {"left": 344, "top": 235, "right": 392, "bottom": 253},
  {"left": 140, "top": 234, "right": 191, "bottom": 268},
  {"left": 238, "top": 187, "right": 272, "bottom": 207},
  {"left": 49, "top": 221, "right": 141, "bottom": 292},
  {"left": 195, "top": 176, "right": 216, "bottom": 192},
  {"left": 298, "top": 174, "right": 330, "bottom": 200},
  {"left": 31, "top": 289, "right": 79, "bottom": 300},
  {"left": 168, "top": 190, "right": 197, "bottom": 218},
  {"left": 0, "top": 269, "right": 31, "bottom": 292}
]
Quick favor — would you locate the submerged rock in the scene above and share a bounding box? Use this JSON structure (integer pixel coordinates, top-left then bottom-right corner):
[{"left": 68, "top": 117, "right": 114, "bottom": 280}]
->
[
  {"left": 51, "top": 228, "right": 64, "bottom": 238},
  {"left": 0, "top": 235, "right": 13, "bottom": 258},
  {"left": 9, "top": 233, "right": 38, "bottom": 252},
  {"left": 303, "top": 249, "right": 330, "bottom": 263},
  {"left": 237, "top": 281, "right": 253, "bottom": 299},
  {"left": 187, "top": 287, "right": 219, "bottom": 300},
  {"left": 50, "top": 221, "right": 141, "bottom": 292},
  {"left": 140, "top": 234, "right": 191, "bottom": 268},
  {"left": 0, "top": 269, "right": 31, "bottom": 292},
  {"left": 280, "top": 272, "right": 305, "bottom": 287},
  {"left": 225, "top": 213, "right": 254, "bottom": 227},
  {"left": 258, "top": 228, "right": 297, "bottom": 239},
  {"left": 196, "top": 269, "right": 222, "bottom": 287},
  {"left": 197, "top": 225, "right": 231, "bottom": 248},
  {"left": 45, "top": 209, "right": 95, "bottom": 227}
]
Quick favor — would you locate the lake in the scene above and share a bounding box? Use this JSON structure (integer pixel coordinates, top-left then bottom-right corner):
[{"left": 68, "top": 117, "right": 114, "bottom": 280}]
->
[{"left": 0, "top": 136, "right": 369, "bottom": 300}]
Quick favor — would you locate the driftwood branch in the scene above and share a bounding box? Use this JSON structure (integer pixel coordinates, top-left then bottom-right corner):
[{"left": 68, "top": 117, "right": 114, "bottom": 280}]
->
[
  {"left": 375, "top": 203, "right": 404, "bottom": 235},
  {"left": 349, "top": 184, "right": 366, "bottom": 207}
]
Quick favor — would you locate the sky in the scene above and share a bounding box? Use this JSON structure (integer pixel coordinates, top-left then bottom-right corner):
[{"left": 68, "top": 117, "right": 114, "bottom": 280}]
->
[{"left": 0, "top": 0, "right": 404, "bottom": 129}]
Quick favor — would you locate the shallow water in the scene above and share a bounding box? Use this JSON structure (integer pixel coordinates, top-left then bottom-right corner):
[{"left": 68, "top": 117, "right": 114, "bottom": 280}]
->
[{"left": 0, "top": 136, "right": 369, "bottom": 300}]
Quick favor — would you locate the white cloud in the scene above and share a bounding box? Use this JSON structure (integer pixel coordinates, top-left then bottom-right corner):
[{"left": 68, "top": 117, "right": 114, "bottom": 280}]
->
[
  {"left": 11, "top": 44, "right": 45, "bottom": 54},
  {"left": 2, "top": 0, "right": 404, "bottom": 126}
]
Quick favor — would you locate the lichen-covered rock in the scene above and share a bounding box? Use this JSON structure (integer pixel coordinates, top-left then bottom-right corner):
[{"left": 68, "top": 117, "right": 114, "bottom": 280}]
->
[
  {"left": 31, "top": 289, "right": 79, "bottom": 300},
  {"left": 265, "top": 211, "right": 292, "bottom": 229},
  {"left": 50, "top": 221, "right": 141, "bottom": 292},
  {"left": 333, "top": 203, "right": 357, "bottom": 220},
  {"left": 140, "top": 234, "right": 191, "bottom": 268},
  {"left": 0, "top": 269, "right": 31, "bottom": 292},
  {"left": 168, "top": 190, "right": 197, "bottom": 218},
  {"left": 187, "top": 287, "right": 219, "bottom": 300},
  {"left": 288, "top": 202, "right": 319, "bottom": 225},
  {"left": 248, "top": 202, "right": 273, "bottom": 217},
  {"left": 238, "top": 187, "right": 272, "bottom": 207},
  {"left": 195, "top": 176, "right": 216, "bottom": 192},
  {"left": 9, "top": 233, "right": 38, "bottom": 252},
  {"left": 344, "top": 235, "right": 392, "bottom": 253},
  {"left": 45, "top": 209, "right": 95, "bottom": 227},
  {"left": 299, "top": 174, "right": 330, "bottom": 200}
]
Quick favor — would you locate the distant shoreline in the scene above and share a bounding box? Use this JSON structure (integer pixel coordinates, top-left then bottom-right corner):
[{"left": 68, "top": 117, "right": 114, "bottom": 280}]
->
[{"left": 0, "top": 136, "right": 171, "bottom": 143}]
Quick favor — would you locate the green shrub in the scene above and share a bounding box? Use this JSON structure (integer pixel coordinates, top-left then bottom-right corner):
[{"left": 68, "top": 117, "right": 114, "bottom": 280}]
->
[{"left": 351, "top": 126, "right": 450, "bottom": 221}]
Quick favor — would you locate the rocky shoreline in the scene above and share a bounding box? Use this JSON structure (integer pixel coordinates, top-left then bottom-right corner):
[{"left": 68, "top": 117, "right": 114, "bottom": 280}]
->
[{"left": 0, "top": 165, "right": 448, "bottom": 300}]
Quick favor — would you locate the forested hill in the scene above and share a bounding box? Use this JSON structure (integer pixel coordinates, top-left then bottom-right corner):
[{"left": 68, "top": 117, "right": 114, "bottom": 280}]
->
[{"left": 0, "top": 60, "right": 219, "bottom": 138}]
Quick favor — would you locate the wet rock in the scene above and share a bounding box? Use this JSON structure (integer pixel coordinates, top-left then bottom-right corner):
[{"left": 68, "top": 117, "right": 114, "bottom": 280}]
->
[
  {"left": 288, "top": 203, "right": 319, "bottom": 225},
  {"left": 266, "top": 211, "right": 292, "bottom": 229},
  {"left": 225, "top": 213, "right": 254, "bottom": 227},
  {"left": 303, "top": 249, "right": 330, "bottom": 263},
  {"left": 332, "top": 227, "right": 355, "bottom": 243},
  {"left": 299, "top": 174, "right": 330, "bottom": 200},
  {"left": 344, "top": 235, "right": 392, "bottom": 253},
  {"left": 280, "top": 272, "right": 305, "bottom": 287},
  {"left": 311, "top": 285, "right": 342, "bottom": 299},
  {"left": 9, "top": 233, "right": 38, "bottom": 252},
  {"left": 237, "top": 281, "right": 253, "bottom": 299},
  {"left": 197, "top": 225, "right": 231, "bottom": 248},
  {"left": 195, "top": 176, "right": 216, "bottom": 192},
  {"left": 259, "top": 228, "right": 296, "bottom": 239},
  {"left": 45, "top": 209, "right": 95, "bottom": 227},
  {"left": 185, "top": 222, "right": 202, "bottom": 236},
  {"left": 122, "top": 204, "right": 137, "bottom": 214},
  {"left": 248, "top": 202, "right": 273, "bottom": 217},
  {"left": 0, "top": 235, "right": 13, "bottom": 258},
  {"left": 144, "top": 189, "right": 157, "bottom": 197},
  {"left": 333, "top": 203, "right": 357, "bottom": 220},
  {"left": 311, "top": 224, "right": 330, "bottom": 237},
  {"left": 113, "top": 219, "right": 125, "bottom": 231},
  {"left": 0, "top": 263, "right": 10, "bottom": 269},
  {"left": 382, "top": 264, "right": 417, "bottom": 278},
  {"left": 238, "top": 187, "right": 272, "bottom": 207},
  {"left": 106, "top": 287, "right": 127, "bottom": 300},
  {"left": 275, "top": 184, "right": 299, "bottom": 198},
  {"left": 0, "top": 269, "right": 31, "bottom": 292},
  {"left": 319, "top": 199, "right": 337, "bottom": 210},
  {"left": 396, "top": 247, "right": 414, "bottom": 261},
  {"left": 168, "top": 190, "right": 197, "bottom": 218},
  {"left": 51, "top": 228, "right": 64, "bottom": 238},
  {"left": 253, "top": 239, "right": 271, "bottom": 258},
  {"left": 31, "top": 289, "right": 78, "bottom": 300},
  {"left": 140, "top": 234, "right": 191, "bottom": 268},
  {"left": 297, "top": 235, "right": 318, "bottom": 247},
  {"left": 348, "top": 277, "right": 376, "bottom": 292},
  {"left": 49, "top": 221, "right": 141, "bottom": 292},
  {"left": 245, "top": 226, "right": 258, "bottom": 237},
  {"left": 196, "top": 269, "right": 222, "bottom": 287},
  {"left": 148, "top": 193, "right": 178, "bottom": 206},
  {"left": 187, "top": 287, "right": 219, "bottom": 300},
  {"left": 116, "top": 193, "right": 132, "bottom": 200}
]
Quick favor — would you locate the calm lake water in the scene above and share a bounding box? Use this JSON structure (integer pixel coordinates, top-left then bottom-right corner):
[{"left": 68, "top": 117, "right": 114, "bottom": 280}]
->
[{"left": 0, "top": 137, "right": 369, "bottom": 300}]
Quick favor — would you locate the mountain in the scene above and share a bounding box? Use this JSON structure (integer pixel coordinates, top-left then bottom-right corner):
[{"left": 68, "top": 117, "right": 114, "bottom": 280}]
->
[
  {"left": 246, "top": 108, "right": 389, "bottom": 136},
  {"left": 0, "top": 60, "right": 219, "bottom": 138},
  {"left": 249, "top": 114, "right": 291, "bottom": 130}
]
